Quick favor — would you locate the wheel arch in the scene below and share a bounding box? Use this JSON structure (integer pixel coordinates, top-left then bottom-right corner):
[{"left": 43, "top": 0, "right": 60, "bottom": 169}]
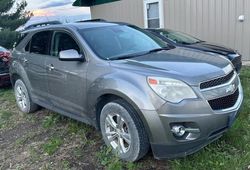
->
[{"left": 10, "top": 62, "right": 34, "bottom": 99}]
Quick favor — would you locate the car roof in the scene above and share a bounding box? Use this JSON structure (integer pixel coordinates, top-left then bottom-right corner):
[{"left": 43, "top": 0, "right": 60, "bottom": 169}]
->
[
  {"left": 21, "top": 21, "right": 124, "bottom": 34},
  {"left": 146, "top": 28, "right": 173, "bottom": 32}
]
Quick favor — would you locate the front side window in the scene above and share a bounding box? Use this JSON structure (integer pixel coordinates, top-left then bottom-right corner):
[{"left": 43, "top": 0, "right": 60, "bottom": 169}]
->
[
  {"left": 30, "top": 31, "right": 52, "bottom": 55},
  {"left": 80, "top": 25, "right": 167, "bottom": 60},
  {"left": 52, "top": 32, "right": 80, "bottom": 57}
]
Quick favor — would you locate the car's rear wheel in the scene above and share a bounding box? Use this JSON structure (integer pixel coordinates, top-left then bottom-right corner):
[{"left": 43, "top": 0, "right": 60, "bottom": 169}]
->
[
  {"left": 14, "top": 79, "right": 38, "bottom": 113},
  {"left": 100, "top": 99, "right": 149, "bottom": 162}
]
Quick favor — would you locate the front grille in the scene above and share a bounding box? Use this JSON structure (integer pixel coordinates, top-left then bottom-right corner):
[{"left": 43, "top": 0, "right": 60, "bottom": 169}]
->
[
  {"left": 200, "top": 71, "right": 234, "bottom": 89},
  {"left": 208, "top": 89, "right": 239, "bottom": 110},
  {"left": 230, "top": 55, "right": 242, "bottom": 72}
]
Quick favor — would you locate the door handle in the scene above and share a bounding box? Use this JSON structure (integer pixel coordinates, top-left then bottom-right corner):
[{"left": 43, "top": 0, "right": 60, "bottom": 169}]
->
[
  {"left": 47, "top": 64, "right": 55, "bottom": 71},
  {"left": 22, "top": 58, "right": 28, "bottom": 63}
]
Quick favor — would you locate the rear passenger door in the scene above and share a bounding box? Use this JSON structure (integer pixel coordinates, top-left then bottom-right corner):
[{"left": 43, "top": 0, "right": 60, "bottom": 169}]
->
[
  {"left": 23, "top": 31, "right": 52, "bottom": 105},
  {"left": 46, "top": 30, "right": 88, "bottom": 116}
]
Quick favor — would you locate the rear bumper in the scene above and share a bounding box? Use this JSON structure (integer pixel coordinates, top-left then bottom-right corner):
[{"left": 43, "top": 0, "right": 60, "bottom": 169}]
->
[{"left": 0, "top": 73, "right": 10, "bottom": 87}]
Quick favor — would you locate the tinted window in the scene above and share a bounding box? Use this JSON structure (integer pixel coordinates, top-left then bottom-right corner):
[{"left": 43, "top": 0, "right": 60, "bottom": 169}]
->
[
  {"left": 80, "top": 25, "right": 166, "bottom": 60},
  {"left": 159, "top": 30, "right": 201, "bottom": 44},
  {"left": 30, "top": 31, "right": 52, "bottom": 55},
  {"left": 52, "top": 32, "right": 80, "bottom": 57}
]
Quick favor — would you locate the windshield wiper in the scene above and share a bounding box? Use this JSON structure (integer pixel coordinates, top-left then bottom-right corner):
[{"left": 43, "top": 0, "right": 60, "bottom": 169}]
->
[
  {"left": 108, "top": 51, "right": 148, "bottom": 60},
  {"left": 108, "top": 46, "right": 173, "bottom": 60},
  {"left": 148, "top": 46, "right": 172, "bottom": 53}
]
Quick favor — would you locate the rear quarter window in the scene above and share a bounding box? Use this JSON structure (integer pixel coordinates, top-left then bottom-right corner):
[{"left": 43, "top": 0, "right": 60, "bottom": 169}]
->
[{"left": 15, "top": 33, "right": 28, "bottom": 47}]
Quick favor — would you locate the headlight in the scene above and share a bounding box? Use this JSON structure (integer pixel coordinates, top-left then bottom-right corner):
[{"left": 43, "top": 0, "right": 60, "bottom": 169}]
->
[{"left": 147, "top": 77, "right": 197, "bottom": 103}]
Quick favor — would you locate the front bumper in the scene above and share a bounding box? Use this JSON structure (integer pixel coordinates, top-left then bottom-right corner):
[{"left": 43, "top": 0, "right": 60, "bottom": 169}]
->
[
  {"left": 0, "top": 73, "right": 10, "bottom": 87},
  {"left": 141, "top": 81, "right": 243, "bottom": 159}
]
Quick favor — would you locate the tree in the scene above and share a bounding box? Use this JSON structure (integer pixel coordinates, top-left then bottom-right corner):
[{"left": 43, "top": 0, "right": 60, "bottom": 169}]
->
[
  {"left": 0, "top": 0, "right": 30, "bottom": 31},
  {"left": 0, "top": 0, "right": 30, "bottom": 49}
]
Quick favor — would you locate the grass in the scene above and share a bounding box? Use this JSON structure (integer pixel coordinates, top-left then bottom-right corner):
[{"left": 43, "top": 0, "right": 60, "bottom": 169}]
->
[
  {"left": 0, "top": 67, "right": 250, "bottom": 169},
  {"left": 0, "top": 111, "right": 14, "bottom": 129},
  {"left": 42, "top": 137, "right": 63, "bottom": 155},
  {"left": 42, "top": 114, "right": 61, "bottom": 128},
  {"left": 96, "top": 146, "right": 142, "bottom": 170},
  {"left": 0, "top": 88, "right": 15, "bottom": 103}
]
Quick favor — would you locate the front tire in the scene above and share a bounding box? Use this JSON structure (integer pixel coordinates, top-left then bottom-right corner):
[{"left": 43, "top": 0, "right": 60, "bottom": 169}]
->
[
  {"left": 14, "top": 79, "right": 38, "bottom": 113},
  {"left": 100, "top": 99, "right": 149, "bottom": 162}
]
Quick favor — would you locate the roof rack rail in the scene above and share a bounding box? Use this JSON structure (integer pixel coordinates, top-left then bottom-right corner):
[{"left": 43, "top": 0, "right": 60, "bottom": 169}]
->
[
  {"left": 24, "top": 21, "right": 62, "bottom": 30},
  {"left": 76, "top": 19, "right": 107, "bottom": 23}
]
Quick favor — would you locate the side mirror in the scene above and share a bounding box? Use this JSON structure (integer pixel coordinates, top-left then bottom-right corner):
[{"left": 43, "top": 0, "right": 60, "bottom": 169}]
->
[{"left": 59, "top": 49, "right": 84, "bottom": 62}]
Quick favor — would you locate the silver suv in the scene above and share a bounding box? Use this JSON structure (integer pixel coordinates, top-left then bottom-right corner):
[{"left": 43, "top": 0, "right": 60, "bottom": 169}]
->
[{"left": 10, "top": 21, "right": 243, "bottom": 161}]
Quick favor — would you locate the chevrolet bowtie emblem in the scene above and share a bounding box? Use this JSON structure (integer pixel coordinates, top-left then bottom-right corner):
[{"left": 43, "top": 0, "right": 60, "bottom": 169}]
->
[{"left": 226, "top": 84, "right": 236, "bottom": 93}]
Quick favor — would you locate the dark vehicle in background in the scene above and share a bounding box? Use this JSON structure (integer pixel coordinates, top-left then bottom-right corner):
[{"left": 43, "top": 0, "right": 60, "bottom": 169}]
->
[
  {"left": 147, "top": 29, "right": 242, "bottom": 73},
  {"left": 0, "top": 46, "right": 11, "bottom": 87}
]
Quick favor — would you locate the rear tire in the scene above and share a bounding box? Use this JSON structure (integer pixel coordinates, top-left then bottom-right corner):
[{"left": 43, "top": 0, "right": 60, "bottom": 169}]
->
[
  {"left": 100, "top": 99, "right": 149, "bottom": 162},
  {"left": 14, "top": 79, "right": 39, "bottom": 113}
]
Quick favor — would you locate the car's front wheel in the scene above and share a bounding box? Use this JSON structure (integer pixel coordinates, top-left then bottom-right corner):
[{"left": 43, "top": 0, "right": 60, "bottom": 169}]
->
[
  {"left": 14, "top": 79, "right": 38, "bottom": 113},
  {"left": 100, "top": 99, "right": 149, "bottom": 161}
]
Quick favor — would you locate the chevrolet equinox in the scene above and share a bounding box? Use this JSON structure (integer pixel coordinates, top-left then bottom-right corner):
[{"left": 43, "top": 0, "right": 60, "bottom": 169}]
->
[{"left": 10, "top": 21, "right": 243, "bottom": 161}]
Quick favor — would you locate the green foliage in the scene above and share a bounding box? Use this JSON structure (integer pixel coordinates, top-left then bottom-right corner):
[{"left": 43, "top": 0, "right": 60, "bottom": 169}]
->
[
  {"left": 0, "top": 0, "right": 30, "bottom": 31},
  {"left": 0, "top": 0, "right": 30, "bottom": 49},
  {"left": 42, "top": 137, "right": 63, "bottom": 155},
  {"left": 0, "top": 29, "right": 18, "bottom": 49}
]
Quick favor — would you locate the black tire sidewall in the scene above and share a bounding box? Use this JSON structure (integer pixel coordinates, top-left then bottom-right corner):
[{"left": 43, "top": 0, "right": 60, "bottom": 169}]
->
[{"left": 100, "top": 100, "right": 143, "bottom": 161}]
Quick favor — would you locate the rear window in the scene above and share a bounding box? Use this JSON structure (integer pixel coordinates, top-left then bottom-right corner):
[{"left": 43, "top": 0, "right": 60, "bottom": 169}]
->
[{"left": 30, "top": 31, "right": 52, "bottom": 55}]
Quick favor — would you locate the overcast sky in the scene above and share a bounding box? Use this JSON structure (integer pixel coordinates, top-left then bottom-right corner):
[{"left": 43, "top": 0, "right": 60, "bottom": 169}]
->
[{"left": 24, "top": 0, "right": 90, "bottom": 26}]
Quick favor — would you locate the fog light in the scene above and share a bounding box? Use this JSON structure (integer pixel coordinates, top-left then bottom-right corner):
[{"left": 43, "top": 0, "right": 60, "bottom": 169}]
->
[{"left": 171, "top": 125, "right": 186, "bottom": 137}]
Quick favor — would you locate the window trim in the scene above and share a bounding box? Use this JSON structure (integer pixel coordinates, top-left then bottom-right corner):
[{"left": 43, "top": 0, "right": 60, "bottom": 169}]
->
[{"left": 143, "top": 0, "right": 164, "bottom": 29}]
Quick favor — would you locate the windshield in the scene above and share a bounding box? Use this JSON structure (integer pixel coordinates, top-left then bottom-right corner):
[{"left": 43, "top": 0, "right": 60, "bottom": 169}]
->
[
  {"left": 80, "top": 25, "right": 168, "bottom": 60},
  {"left": 158, "top": 29, "right": 201, "bottom": 44}
]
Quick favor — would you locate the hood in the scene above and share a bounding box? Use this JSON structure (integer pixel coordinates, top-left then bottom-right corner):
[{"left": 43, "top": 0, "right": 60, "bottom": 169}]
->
[
  {"left": 187, "top": 41, "right": 236, "bottom": 56},
  {"left": 110, "top": 47, "right": 232, "bottom": 85}
]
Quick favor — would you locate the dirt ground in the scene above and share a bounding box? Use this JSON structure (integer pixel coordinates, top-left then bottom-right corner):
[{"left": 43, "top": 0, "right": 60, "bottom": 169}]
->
[{"left": 0, "top": 87, "right": 170, "bottom": 170}]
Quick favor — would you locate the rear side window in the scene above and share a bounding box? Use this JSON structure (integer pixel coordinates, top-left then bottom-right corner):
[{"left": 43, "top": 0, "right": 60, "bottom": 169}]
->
[{"left": 30, "top": 31, "right": 52, "bottom": 55}]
